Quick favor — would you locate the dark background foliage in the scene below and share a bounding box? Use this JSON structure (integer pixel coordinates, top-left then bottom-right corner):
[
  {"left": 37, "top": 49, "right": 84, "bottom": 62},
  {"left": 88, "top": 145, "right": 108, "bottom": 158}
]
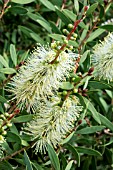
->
[{"left": 0, "top": 0, "right": 113, "bottom": 169}]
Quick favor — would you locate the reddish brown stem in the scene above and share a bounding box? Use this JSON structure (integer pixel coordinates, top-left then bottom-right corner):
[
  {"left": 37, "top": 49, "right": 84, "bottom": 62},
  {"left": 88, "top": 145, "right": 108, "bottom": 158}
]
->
[{"left": 50, "top": 19, "right": 82, "bottom": 64}]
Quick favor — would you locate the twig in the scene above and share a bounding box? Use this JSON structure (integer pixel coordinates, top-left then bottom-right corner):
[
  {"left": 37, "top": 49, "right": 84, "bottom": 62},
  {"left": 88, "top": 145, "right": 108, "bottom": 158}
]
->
[
  {"left": 0, "top": 0, "right": 9, "bottom": 19},
  {"left": 0, "top": 141, "right": 36, "bottom": 161}
]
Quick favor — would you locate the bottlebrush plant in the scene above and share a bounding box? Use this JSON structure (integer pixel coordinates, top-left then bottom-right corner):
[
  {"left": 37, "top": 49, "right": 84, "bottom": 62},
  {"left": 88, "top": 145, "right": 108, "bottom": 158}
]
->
[{"left": 0, "top": 0, "right": 113, "bottom": 170}]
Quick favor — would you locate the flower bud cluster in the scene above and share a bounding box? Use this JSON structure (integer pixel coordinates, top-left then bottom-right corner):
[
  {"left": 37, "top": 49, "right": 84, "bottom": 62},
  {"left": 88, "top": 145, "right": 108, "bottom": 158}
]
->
[{"left": 0, "top": 113, "right": 12, "bottom": 142}]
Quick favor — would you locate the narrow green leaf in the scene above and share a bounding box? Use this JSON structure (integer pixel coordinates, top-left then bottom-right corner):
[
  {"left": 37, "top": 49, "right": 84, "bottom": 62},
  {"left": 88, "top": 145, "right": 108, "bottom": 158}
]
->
[
  {"left": 0, "top": 68, "right": 16, "bottom": 74},
  {"left": 99, "top": 113, "right": 113, "bottom": 131},
  {"left": 88, "top": 81, "right": 111, "bottom": 89},
  {"left": 7, "top": 132, "right": 21, "bottom": 144},
  {"left": 50, "top": 21, "right": 61, "bottom": 34},
  {"left": 86, "top": 3, "right": 98, "bottom": 15},
  {"left": 24, "top": 150, "right": 33, "bottom": 170},
  {"left": 63, "top": 9, "right": 77, "bottom": 22},
  {"left": 61, "top": 131, "right": 75, "bottom": 145},
  {"left": 19, "top": 26, "right": 33, "bottom": 37},
  {"left": 82, "top": 97, "right": 101, "bottom": 124},
  {"left": 11, "top": 0, "right": 35, "bottom": 4},
  {"left": 66, "top": 144, "right": 80, "bottom": 167},
  {"left": 0, "top": 162, "right": 13, "bottom": 170},
  {"left": 27, "top": 13, "right": 51, "bottom": 33},
  {"left": 55, "top": 7, "right": 71, "bottom": 25},
  {"left": 10, "top": 44, "right": 17, "bottom": 66},
  {"left": 9, "top": 6, "right": 28, "bottom": 15},
  {"left": 32, "top": 162, "right": 44, "bottom": 170},
  {"left": 60, "top": 82, "right": 74, "bottom": 90},
  {"left": 86, "top": 28, "right": 105, "bottom": 42},
  {"left": 0, "top": 95, "right": 7, "bottom": 103},
  {"left": 100, "top": 24, "right": 113, "bottom": 31},
  {"left": 47, "top": 144, "right": 60, "bottom": 170},
  {"left": 13, "top": 115, "right": 33, "bottom": 123},
  {"left": 76, "top": 147, "right": 102, "bottom": 156},
  {"left": 48, "top": 34, "right": 63, "bottom": 41},
  {"left": 76, "top": 126, "right": 105, "bottom": 134},
  {"left": 9, "top": 123, "right": 19, "bottom": 135},
  {"left": 0, "top": 55, "right": 9, "bottom": 68},
  {"left": 65, "top": 160, "right": 73, "bottom": 170},
  {"left": 39, "top": 0, "right": 55, "bottom": 11},
  {"left": 74, "top": 0, "right": 79, "bottom": 14},
  {"left": 30, "top": 33, "right": 44, "bottom": 44},
  {"left": 80, "top": 50, "right": 90, "bottom": 64}
]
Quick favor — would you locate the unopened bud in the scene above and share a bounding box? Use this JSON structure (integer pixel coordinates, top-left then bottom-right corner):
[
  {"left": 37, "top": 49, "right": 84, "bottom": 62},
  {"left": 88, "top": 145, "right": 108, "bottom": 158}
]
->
[
  {"left": 63, "top": 39, "right": 68, "bottom": 44},
  {"left": 7, "top": 123, "right": 12, "bottom": 127},
  {"left": 88, "top": 67, "right": 94, "bottom": 75},
  {"left": 68, "top": 24, "right": 74, "bottom": 29},
  {"left": 84, "top": 6, "right": 89, "bottom": 12},
  {"left": 62, "top": 91, "right": 67, "bottom": 96}
]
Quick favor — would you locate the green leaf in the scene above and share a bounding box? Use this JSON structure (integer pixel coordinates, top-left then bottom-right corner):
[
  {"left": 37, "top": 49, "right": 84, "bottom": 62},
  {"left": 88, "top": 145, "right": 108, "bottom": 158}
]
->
[
  {"left": 60, "top": 82, "right": 74, "bottom": 90},
  {"left": 24, "top": 150, "right": 33, "bottom": 170},
  {"left": 7, "top": 132, "right": 21, "bottom": 144},
  {"left": 74, "top": 0, "right": 79, "bottom": 14},
  {"left": 13, "top": 115, "right": 33, "bottom": 123},
  {"left": 61, "top": 131, "right": 75, "bottom": 145},
  {"left": 55, "top": 7, "right": 71, "bottom": 25},
  {"left": 66, "top": 144, "right": 80, "bottom": 167},
  {"left": 9, "top": 123, "right": 19, "bottom": 135},
  {"left": 0, "top": 162, "right": 13, "bottom": 170},
  {"left": 82, "top": 97, "right": 101, "bottom": 124},
  {"left": 27, "top": 13, "right": 51, "bottom": 33},
  {"left": 99, "top": 113, "right": 113, "bottom": 131},
  {"left": 86, "top": 3, "right": 98, "bottom": 15},
  {"left": 75, "top": 147, "right": 102, "bottom": 156},
  {"left": 10, "top": 44, "right": 17, "bottom": 66},
  {"left": 9, "top": 6, "right": 28, "bottom": 15},
  {"left": 47, "top": 144, "right": 60, "bottom": 170},
  {"left": 11, "top": 0, "right": 35, "bottom": 4},
  {"left": 48, "top": 34, "right": 63, "bottom": 41},
  {"left": 50, "top": 21, "right": 61, "bottom": 34},
  {"left": 100, "top": 24, "right": 113, "bottom": 31},
  {"left": 32, "top": 162, "right": 44, "bottom": 170},
  {"left": 0, "top": 55, "right": 9, "bottom": 68},
  {"left": 30, "top": 33, "right": 44, "bottom": 44},
  {"left": 80, "top": 50, "right": 90, "bottom": 64},
  {"left": 76, "top": 126, "right": 105, "bottom": 134},
  {"left": 86, "top": 28, "right": 105, "bottom": 42},
  {"left": 0, "top": 95, "right": 7, "bottom": 103},
  {"left": 68, "top": 40, "right": 79, "bottom": 47},
  {"left": 39, "top": 0, "right": 55, "bottom": 11},
  {"left": 0, "top": 68, "right": 16, "bottom": 74},
  {"left": 88, "top": 81, "right": 111, "bottom": 89},
  {"left": 65, "top": 160, "right": 73, "bottom": 170},
  {"left": 19, "top": 26, "right": 33, "bottom": 37},
  {"left": 63, "top": 9, "right": 77, "bottom": 22},
  {"left": 21, "top": 140, "right": 29, "bottom": 146}
]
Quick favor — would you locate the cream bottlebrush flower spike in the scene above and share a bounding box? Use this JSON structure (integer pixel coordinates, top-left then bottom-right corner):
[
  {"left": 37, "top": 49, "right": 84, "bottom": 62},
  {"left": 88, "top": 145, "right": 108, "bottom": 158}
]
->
[
  {"left": 24, "top": 96, "right": 82, "bottom": 153},
  {"left": 8, "top": 44, "right": 77, "bottom": 110},
  {"left": 92, "top": 32, "right": 113, "bottom": 82}
]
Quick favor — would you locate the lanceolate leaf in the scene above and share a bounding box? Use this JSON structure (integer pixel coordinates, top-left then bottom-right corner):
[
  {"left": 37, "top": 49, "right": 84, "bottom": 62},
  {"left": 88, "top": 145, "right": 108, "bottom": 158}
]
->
[
  {"left": 11, "top": 0, "right": 35, "bottom": 4},
  {"left": 76, "top": 126, "right": 105, "bottom": 134},
  {"left": 24, "top": 150, "right": 33, "bottom": 170},
  {"left": 10, "top": 44, "right": 17, "bottom": 66},
  {"left": 82, "top": 96, "right": 101, "bottom": 124},
  {"left": 39, "top": 0, "right": 55, "bottom": 11},
  {"left": 47, "top": 144, "right": 60, "bottom": 170},
  {"left": 86, "top": 3, "right": 98, "bottom": 15},
  {"left": 75, "top": 147, "right": 102, "bottom": 156}
]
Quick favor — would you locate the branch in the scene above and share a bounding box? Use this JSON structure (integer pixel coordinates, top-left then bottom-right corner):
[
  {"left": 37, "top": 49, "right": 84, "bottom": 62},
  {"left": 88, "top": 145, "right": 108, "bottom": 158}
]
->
[{"left": 0, "top": 0, "right": 9, "bottom": 19}]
